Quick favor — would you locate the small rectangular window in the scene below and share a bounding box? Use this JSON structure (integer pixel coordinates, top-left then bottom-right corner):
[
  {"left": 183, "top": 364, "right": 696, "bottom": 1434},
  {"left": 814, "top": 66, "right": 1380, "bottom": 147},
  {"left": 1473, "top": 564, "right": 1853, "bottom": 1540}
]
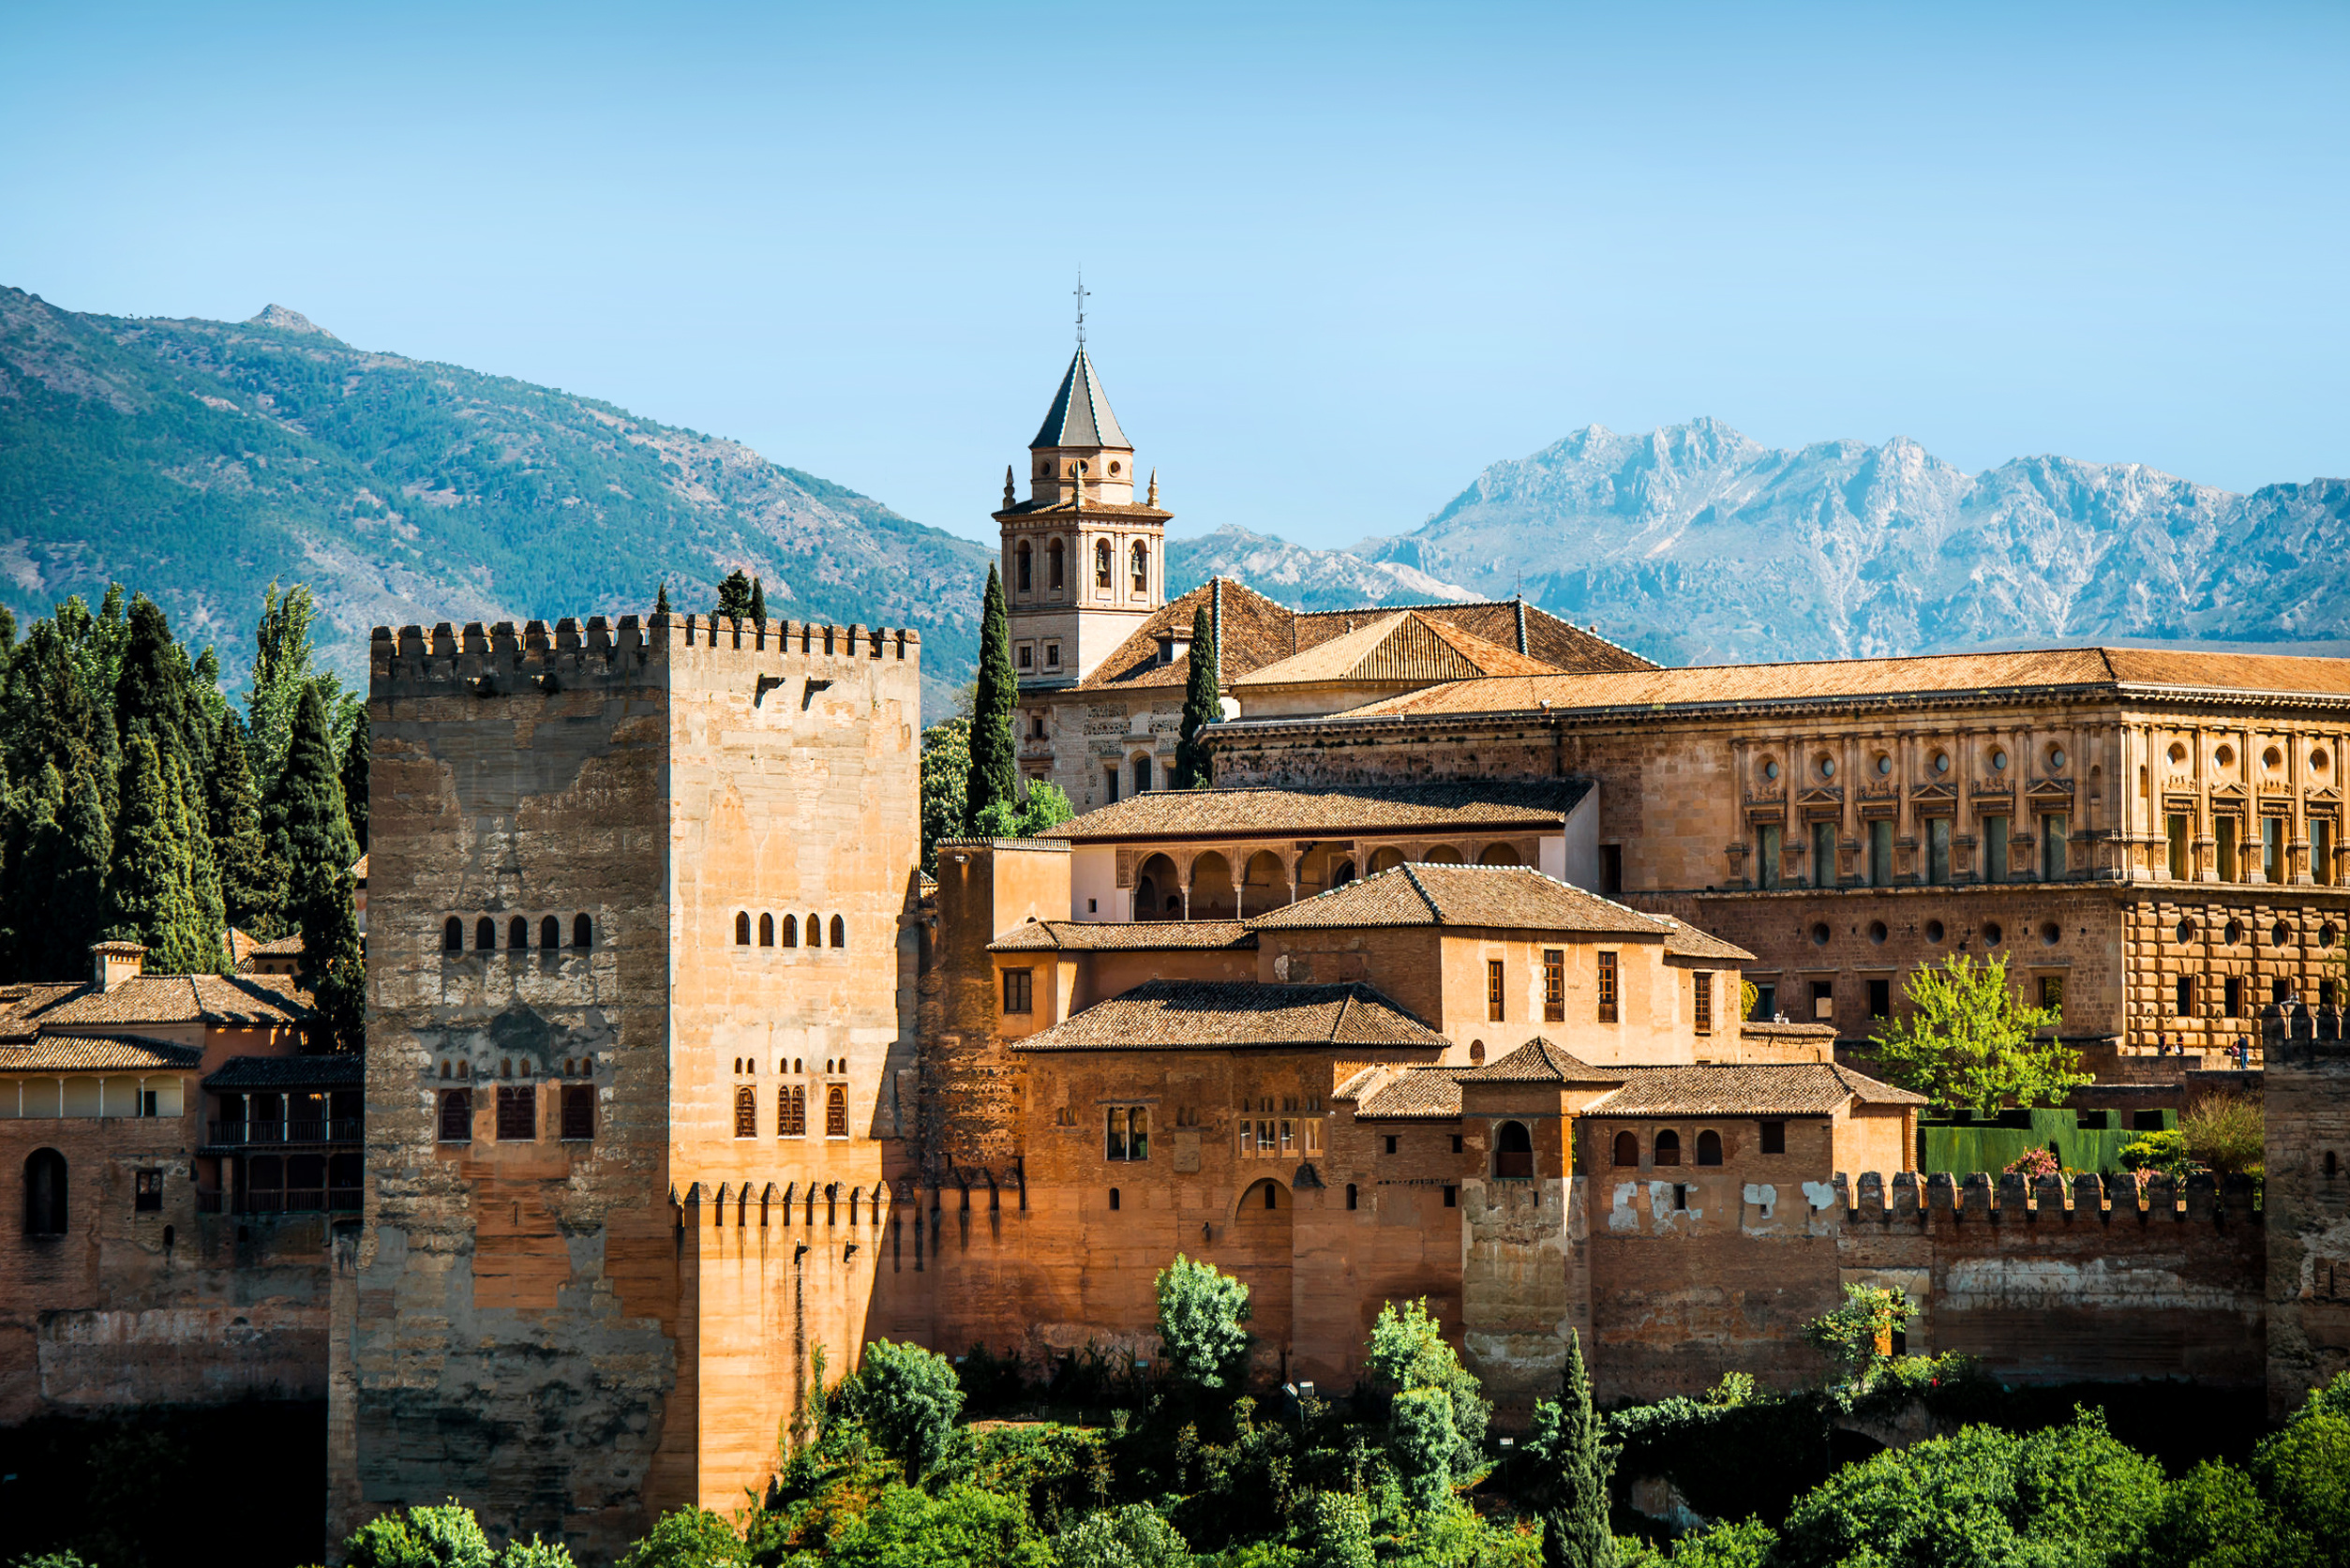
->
[
  {"left": 439, "top": 1088, "right": 472, "bottom": 1143},
  {"left": 1442, "top": 1185, "right": 1458, "bottom": 1208},
  {"left": 1693, "top": 971, "right": 1714, "bottom": 1035},
  {"left": 1002, "top": 967, "right": 1033, "bottom": 1015},
  {"left": 1044, "top": 643, "right": 1060, "bottom": 669},
  {"left": 1107, "top": 1106, "right": 1150, "bottom": 1161},
  {"left": 1487, "top": 959, "right": 1504, "bottom": 1023},
  {"left": 2041, "top": 975, "right": 2065, "bottom": 1010},
  {"left": 2223, "top": 976, "right": 2241, "bottom": 1018},
  {"left": 1867, "top": 978, "right": 1890, "bottom": 1020},
  {"left": 134, "top": 1169, "right": 162, "bottom": 1213},
  {"left": 1753, "top": 982, "right": 1775, "bottom": 1022},
  {"left": 1812, "top": 978, "right": 1834, "bottom": 1021},
  {"left": 1384, "top": 1134, "right": 1399, "bottom": 1156},
  {"left": 1759, "top": 1120, "right": 1786, "bottom": 1155},
  {"left": 1757, "top": 824, "right": 1782, "bottom": 890},
  {"left": 496, "top": 1084, "right": 535, "bottom": 1142},
  {"left": 1927, "top": 816, "right": 1952, "bottom": 885},
  {"left": 561, "top": 1084, "right": 595, "bottom": 1142},
  {"left": 1543, "top": 948, "right": 1565, "bottom": 1023},
  {"left": 2041, "top": 814, "right": 2069, "bottom": 881},
  {"left": 2175, "top": 975, "right": 2193, "bottom": 1015},
  {"left": 1986, "top": 814, "right": 2012, "bottom": 884},
  {"left": 1597, "top": 951, "right": 1619, "bottom": 1023},
  {"left": 1016, "top": 643, "right": 1033, "bottom": 669},
  {"left": 1600, "top": 844, "right": 1623, "bottom": 896},
  {"left": 2166, "top": 814, "right": 2189, "bottom": 881}
]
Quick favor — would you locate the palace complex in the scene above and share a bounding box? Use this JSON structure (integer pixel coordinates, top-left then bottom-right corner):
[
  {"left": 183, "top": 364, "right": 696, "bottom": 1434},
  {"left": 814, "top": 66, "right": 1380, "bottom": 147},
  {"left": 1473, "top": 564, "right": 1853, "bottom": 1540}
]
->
[{"left": 5, "top": 344, "right": 2350, "bottom": 1562}]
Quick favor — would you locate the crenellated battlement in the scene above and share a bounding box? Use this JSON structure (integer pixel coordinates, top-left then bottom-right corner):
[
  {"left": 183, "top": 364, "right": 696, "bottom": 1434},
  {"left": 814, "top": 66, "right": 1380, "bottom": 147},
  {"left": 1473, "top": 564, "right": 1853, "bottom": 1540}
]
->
[
  {"left": 369, "top": 613, "right": 921, "bottom": 696},
  {"left": 1831, "top": 1169, "right": 2261, "bottom": 1227}
]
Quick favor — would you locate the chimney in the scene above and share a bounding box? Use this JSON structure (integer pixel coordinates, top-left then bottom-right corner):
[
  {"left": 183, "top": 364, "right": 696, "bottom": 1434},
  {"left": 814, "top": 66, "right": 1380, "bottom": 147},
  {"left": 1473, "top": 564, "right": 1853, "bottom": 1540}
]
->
[{"left": 92, "top": 941, "right": 146, "bottom": 993}]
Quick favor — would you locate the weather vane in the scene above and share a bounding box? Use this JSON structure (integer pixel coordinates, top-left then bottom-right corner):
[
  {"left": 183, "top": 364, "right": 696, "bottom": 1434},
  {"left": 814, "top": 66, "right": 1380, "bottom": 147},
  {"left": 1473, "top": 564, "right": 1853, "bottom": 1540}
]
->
[{"left": 1074, "top": 268, "right": 1089, "bottom": 346}]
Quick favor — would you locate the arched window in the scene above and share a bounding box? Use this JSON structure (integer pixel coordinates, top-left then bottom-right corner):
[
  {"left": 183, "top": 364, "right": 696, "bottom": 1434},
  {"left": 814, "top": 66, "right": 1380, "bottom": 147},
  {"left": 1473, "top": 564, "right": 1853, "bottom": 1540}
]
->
[
  {"left": 475, "top": 918, "right": 496, "bottom": 951},
  {"left": 1477, "top": 843, "right": 1522, "bottom": 867},
  {"left": 1095, "top": 538, "right": 1112, "bottom": 589},
  {"left": 540, "top": 915, "right": 560, "bottom": 950},
  {"left": 1329, "top": 859, "right": 1356, "bottom": 889},
  {"left": 1346, "top": 1183, "right": 1359, "bottom": 1210},
  {"left": 1422, "top": 844, "right": 1464, "bottom": 865},
  {"left": 1263, "top": 1181, "right": 1279, "bottom": 1210},
  {"left": 1047, "top": 538, "right": 1065, "bottom": 590},
  {"left": 781, "top": 914, "right": 798, "bottom": 948},
  {"left": 508, "top": 916, "right": 528, "bottom": 949},
  {"left": 758, "top": 913, "right": 774, "bottom": 947},
  {"left": 1108, "top": 1187, "right": 1120, "bottom": 1211},
  {"left": 1133, "top": 755, "right": 1153, "bottom": 794},
  {"left": 23, "top": 1149, "right": 67, "bottom": 1235},
  {"left": 1015, "top": 541, "right": 1032, "bottom": 592},
  {"left": 443, "top": 918, "right": 463, "bottom": 951},
  {"left": 808, "top": 913, "right": 821, "bottom": 948},
  {"left": 830, "top": 915, "right": 846, "bottom": 948},
  {"left": 1612, "top": 1131, "right": 1639, "bottom": 1167},
  {"left": 1130, "top": 541, "right": 1149, "bottom": 594},
  {"left": 1697, "top": 1130, "right": 1724, "bottom": 1167},
  {"left": 1495, "top": 1121, "right": 1534, "bottom": 1179},
  {"left": 573, "top": 913, "right": 593, "bottom": 949},
  {"left": 1368, "top": 846, "right": 1404, "bottom": 874},
  {"left": 734, "top": 912, "right": 751, "bottom": 946},
  {"left": 733, "top": 1085, "right": 756, "bottom": 1139},
  {"left": 826, "top": 1083, "right": 847, "bottom": 1137},
  {"left": 1654, "top": 1130, "right": 1682, "bottom": 1167}
]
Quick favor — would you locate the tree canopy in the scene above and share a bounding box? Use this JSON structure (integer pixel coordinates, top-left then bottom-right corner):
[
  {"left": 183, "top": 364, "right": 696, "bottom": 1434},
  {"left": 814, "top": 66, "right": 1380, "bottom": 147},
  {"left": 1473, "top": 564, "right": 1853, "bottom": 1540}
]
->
[{"left": 1866, "top": 951, "right": 2085, "bottom": 1113}]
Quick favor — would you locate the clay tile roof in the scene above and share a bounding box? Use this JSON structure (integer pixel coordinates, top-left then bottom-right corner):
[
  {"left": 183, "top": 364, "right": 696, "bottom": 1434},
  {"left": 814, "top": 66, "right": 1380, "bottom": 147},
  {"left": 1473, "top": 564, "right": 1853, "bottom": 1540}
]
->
[
  {"left": 1356, "top": 1068, "right": 1465, "bottom": 1119},
  {"left": 1250, "top": 863, "right": 1687, "bottom": 938},
  {"left": 203, "top": 1053, "right": 365, "bottom": 1089},
  {"left": 1333, "top": 1064, "right": 1387, "bottom": 1101},
  {"left": 1054, "top": 779, "right": 1586, "bottom": 842},
  {"left": 989, "top": 919, "right": 1257, "bottom": 952},
  {"left": 1455, "top": 1038, "right": 1624, "bottom": 1083},
  {"left": 1293, "top": 600, "right": 1655, "bottom": 677},
  {"left": 1073, "top": 580, "right": 1308, "bottom": 694},
  {"left": 0, "top": 1033, "right": 203, "bottom": 1072},
  {"left": 1295, "top": 646, "right": 2350, "bottom": 724},
  {"left": 1661, "top": 923, "right": 1757, "bottom": 963},
  {"left": 352, "top": 853, "right": 368, "bottom": 880},
  {"left": 244, "top": 934, "right": 306, "bottom": 958},
  {"left": 35, "top": 973, "right": 312, "bottom": 1029},
  {"left": 1231, "top": 611, "right": 1562, "bottom": 691},
  {"left": 1030, "top": 344, "right": 1130, "bottom": 450},
  {"left": 0, "top": 983, "right": 85, "bottom": 1041},
  {"left": 1009, "top": 978, "right": 1450, "bottom": 1053},
  {"left": 1583, "top": 1062, "right": 1926, "bottom": 1117}
]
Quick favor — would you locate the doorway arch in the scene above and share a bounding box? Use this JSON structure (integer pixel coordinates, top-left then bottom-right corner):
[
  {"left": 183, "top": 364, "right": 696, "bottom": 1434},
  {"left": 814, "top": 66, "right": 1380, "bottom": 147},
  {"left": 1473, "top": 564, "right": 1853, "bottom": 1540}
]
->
[
  {"left": 1240, "top": 851, "right": 1288, "bottom": 917},
  {"left": 1189, "top": 852, "right": 1237, "bottom": 918},
  {"left": 1134, "top": 853, "right": 1179, "bottom": 921}
]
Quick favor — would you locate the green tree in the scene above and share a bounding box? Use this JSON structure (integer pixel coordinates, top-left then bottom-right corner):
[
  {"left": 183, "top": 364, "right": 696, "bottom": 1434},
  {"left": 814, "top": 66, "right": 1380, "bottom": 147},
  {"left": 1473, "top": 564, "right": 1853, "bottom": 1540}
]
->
[
  {"left": 1155, "top": 1254, "right": 1253, "bottom": 1392},
  {"left": 1017, "top": 781, "right": 1075, "bottom": 837},
  {"left": 1366, "top": 1299, "right": 1489, "bottom": 1489},
  {"left": 249, "top": 580, "right": 340, "bottom": 787},
  {"left": 1173, "top": 605, "right": 1220, "bottom": 790},
  {"left": 1055, "top": 1503, "right": 1194, "bottom": 1568},
  {"left": 6, "top": 760, "right": 112, "bottom": 978},
  {"left": 104, "top": 735, "right": 215, "bottom": 971},
  {"left": 715, "top": 569, "right": 753, "bottom": 621},
  {"left": 2254, "top": 1401, "right": 2350, "bottom": 1546},
  {"left": 822, "top": 1482, "right": 1052, "bottom": 1568},
  {"left": 1527, "top": 1332, "right": 1618, "bottom": 1568},
  {"left": 1776, "top": 1411, "right": 2163, "bottom": 1568},
  {"left": 341, "top": 700, "right": 370, "bottom": 854},
  {"left": 343, "top": 1501, "right": 495, "bottom": 1568},
  {"left": 207, "top": 711, "right": 281, "bottom": 934},
  {"left": 274, "top": 685, "right": 363, "bottom": 1047},
  {"left": 114, "top": 594, "right": 193, "bottom": 749},
  {"left": 2132, "top": 1460, "right": 2311, "bottom": 1568},
  {"left": 851, "top": 1337, "right": 965, "bottom": 1482},
  {"left": 1866, "top": 951, "right": 2083, "bottom": 1114},
  {"left": 1803, "top": 1283, "right": 1918, "bottom": 1389},
  {"left": 2179, "top": 1093, "right": 2262, "bottom": 1177},
  {"left": 1297, "top": 1492, "right": 1373, "bottom": 1568},
  {"left": 1389, "top": 1385, "right": 1462, "bottom": 1515},
  {"left": 965, "top": 566, "right": 1018, "bottom": 834},
  {"left": 616, "top": 1507, "right": 751, "bottom": 1568},
  {"left": 921, "top": 717, "right": 971, "bottom": 874},
  {"left": 654, "top": 581, "right": 672, "bottom": 617},
  {"left": 748, "top": 576, "right": 768, "bottom": 627}
]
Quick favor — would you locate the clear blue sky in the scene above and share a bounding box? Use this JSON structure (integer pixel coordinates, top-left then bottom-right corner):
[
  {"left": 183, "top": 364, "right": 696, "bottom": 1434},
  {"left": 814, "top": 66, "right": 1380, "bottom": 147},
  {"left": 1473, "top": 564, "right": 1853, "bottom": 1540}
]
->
[{"left": 5, "top": 2, "right": 2344, "bottom": 551}]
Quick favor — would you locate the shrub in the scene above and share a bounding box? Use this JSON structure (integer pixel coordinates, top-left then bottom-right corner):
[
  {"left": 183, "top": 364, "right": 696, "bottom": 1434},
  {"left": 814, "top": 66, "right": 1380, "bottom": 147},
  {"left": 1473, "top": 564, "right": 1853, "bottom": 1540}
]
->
[
  {"left": 1386, "top": 1387, "right": 1460, "bottom": 1516},
  {"left": 345, "top": 1501, "right": 495, "bottom": 1568},
  {"left": 2004, "top": 1146, "right": 2062, "bottom": 1180},
  {"left": 1158, "top": 1255, "right": 1254, "bottom": 1392},
  {"left": 1802, "top": 1284, "right": 1916, "bottom": 1387},
  {"left": 1055, "top": 1503, "right": 1195, "bottom": 1568},
  {"left": 1365, "top": 1299, "right": 1489, "bottom": 1486},
  {"left": 1296, "top": 1492, "right": 1373, "bottom": 1568},
  {"left": 2133, "top": 1459, "right": 2313, "bottom": 1568},
  {"left": 615, "top": 1507, "right": 750, "bottom": 1568},
  {"left": 821, "top": 1482, "right": 1053, "bottom": 1568},
  {"left": 2118, "top": 1130, "right": 2197, "bottom": 1180},
  {"left": 849, "top": 1338, "right": 965, "bottom": 1481},
  {"left": 2181, "top": 1093, "right": 2264, "bottom": 1177}
]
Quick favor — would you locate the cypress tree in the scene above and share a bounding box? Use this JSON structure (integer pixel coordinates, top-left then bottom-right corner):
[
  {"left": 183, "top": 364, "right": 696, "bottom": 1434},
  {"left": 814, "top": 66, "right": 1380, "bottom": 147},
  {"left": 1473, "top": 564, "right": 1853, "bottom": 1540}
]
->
[
  {"left": 115, "top": 595, "right": 190, "bottom": 748},
  {"left": 749, "top": 576, "right": 768, "bottom": 628},
  {"left": 1537, "top": 1332, "right": 1619, "bottom": 1568},
  {"left": 340, "top": 702, "right": 370, "bottom": 854},
  {"left": 277, "top": 685, "right": 363, "bottom": 1049},
  {"left": 105, "top": 735, "right": 212, "bottom": 972},
  {"left": 170, "top": 741, "right": 228, "bottom": 968},
  {"left": 964, "top": 564, "right": 1018, "bottom": 833},
  {"left": 1173, "top": 603, "right": 1220, "bottom": 790},
  {"left": 716, "top": 569, "right": 754, "bottom": 621},
  {"left": 654, "top": 581, "right": 672, "bottom": 617},
  {"left": 209, "top": 711, "right": 282, "bottom": 935}
]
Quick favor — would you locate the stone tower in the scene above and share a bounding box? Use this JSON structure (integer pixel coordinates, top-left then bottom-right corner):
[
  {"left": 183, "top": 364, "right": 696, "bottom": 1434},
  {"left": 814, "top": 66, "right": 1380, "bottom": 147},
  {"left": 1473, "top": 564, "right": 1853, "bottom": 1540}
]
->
[{"left": 994, "top": 344, "right": 1172, "bottom": 691}]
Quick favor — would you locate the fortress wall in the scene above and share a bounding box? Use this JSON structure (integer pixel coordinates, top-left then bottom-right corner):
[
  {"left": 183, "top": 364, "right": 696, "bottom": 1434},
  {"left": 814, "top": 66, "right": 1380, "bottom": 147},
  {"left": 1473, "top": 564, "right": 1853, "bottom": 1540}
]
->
[{"left": 2265, "top": 1044, "right": 2350, "bottom": 1416}]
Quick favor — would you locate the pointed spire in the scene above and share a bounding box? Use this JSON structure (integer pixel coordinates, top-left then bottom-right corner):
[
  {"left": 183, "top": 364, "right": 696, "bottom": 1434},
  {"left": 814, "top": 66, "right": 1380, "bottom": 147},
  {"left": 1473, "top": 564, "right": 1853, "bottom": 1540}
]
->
[
  {"left": 1145, "top": 469, "right": 1159, "bottom": 508},
  {"left": 1030, "top": 345, "right": 1130, "bottom": 451},
  {"left": 1003, "top": 465, "right": 1015, "bottom": 509}
]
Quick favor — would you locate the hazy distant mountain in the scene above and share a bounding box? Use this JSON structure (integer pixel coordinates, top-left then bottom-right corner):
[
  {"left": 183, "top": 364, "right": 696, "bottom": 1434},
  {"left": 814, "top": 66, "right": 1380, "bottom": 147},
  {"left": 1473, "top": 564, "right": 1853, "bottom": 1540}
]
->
[
  {"left": 1353, "top": 417, "right": 2350, "bottom": 666},
  {"left": 0, "top": 288, "right": 993, "bottom": 717},
  {"left": 1167, "top": 525, "right": 1479, "bottom": 611}
]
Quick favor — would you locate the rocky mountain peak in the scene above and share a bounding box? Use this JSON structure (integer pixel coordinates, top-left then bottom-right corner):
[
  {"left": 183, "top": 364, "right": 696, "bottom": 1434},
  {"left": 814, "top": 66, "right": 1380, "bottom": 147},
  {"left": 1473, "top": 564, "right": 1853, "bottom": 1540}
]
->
[{"left": 246, "top": 305, "right": 337, "bottom": 339}]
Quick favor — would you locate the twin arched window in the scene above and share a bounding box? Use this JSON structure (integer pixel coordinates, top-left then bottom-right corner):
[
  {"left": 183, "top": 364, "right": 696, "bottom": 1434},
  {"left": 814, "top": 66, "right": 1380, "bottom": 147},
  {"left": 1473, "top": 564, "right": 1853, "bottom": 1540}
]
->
[{"left": 1610, "top": 1128, "right": 1722, "bottom": 1169}]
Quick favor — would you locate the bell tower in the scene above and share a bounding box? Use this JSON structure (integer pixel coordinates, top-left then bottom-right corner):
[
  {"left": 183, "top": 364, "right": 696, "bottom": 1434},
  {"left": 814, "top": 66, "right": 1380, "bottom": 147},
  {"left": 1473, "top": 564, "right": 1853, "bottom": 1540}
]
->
[{"left": 994, "top": 339, "right": 1170, "bottom": 690}]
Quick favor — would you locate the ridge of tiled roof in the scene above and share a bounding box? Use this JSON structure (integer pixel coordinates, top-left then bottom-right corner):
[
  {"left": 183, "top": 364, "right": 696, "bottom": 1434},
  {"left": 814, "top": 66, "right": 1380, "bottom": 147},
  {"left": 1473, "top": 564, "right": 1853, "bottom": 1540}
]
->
[
  {"left": 1053, "top": 779, "right": 1585, "bottom": 842},
  {"left": 0, "top": 1033, "right": 203, "bottom": 1072},
  {"left": 1355, "top": 1067, "right": 1465, "bottom": 1119},
  {"left": 204, "top": 1053, "right": 366, "bottom": 1089},
  {"left": 1071, "top": 579, "right": 1304, "bottom": 693},
  {"left": 988, "top": 919, "right": 1257, "bottom": 952},
  {"left": 1248, "top": 863, "right": 1684, "bottom": 937},
  {"left": 1455, "top": 1038, "right": 1624, "bottom": 1083},
  {"left": 1270, "top": 646, "right": 2350, "bottom": 725},
  {"left": 1030, "top": 345, "right": 1131, "bottom": 450},
  {"left": 1292, "top": 600, "right": 1655, "bottom": 676},
  {"left": 1581, "top": 1061, "right": 1927, "bottom": 1116},
  {"left": 1009, "top": 978, "right": 1450, "bottom": 1053},
  {"left": 31, "top": 972, "right": 313, "bottom": 1028},
  {"left": 1232, "top": 611, "right": 1561, "bottom": 691},
  {"left": 1660, "top": 922, "right": 1757, "bottom": 963}
]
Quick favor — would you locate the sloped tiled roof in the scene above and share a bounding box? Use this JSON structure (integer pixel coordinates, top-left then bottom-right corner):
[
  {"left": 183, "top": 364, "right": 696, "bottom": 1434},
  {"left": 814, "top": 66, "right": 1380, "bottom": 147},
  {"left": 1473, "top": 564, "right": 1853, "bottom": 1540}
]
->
[
  {"left": 1662, "top": 924, "right": 1756, "bottom": 963},
  {"left": 1030, "top": 345, "right": 1130, "bottom": 450},
  {"left": 0, "top": 983, "right": 88, "bottom": 1041},
  {"left": 204, "top": 1053, "right": 366, "bottom": 1090},
  {"left": 1584, "top": 1062, "right": 1926, "bottom": 1116},
  {"left": 1053, "top": 779, "right": 1586, "bottom": 842},
  {"left": 1009, "top": 978, "right": 1449, "bottom": 1053},
  {"left": 1232, "top": 611, "right": 1560, "bottom": 690},
  {"left": 1455, "top": 1038, "right": 1623, "bottom": 1083},
  {"left": 0, "top": 1033, "right": 203, "bottom": 1072},
  {"left": 1250, "top": 864, "right": 1709, "bottom": 944},
  {"left": 1306, "top": 647, "right": 2350, "bottom": 724},
  {"left": 989, "top": 919, "right": 1256, "bottom": 952},
  {"left": 1290, "top": 599, "right": 1654, "bottom": 677},
  {"left": 1356, "top": 1068, "right": 1466, "bottom": 1119},
  {"left": 33, "top": 973, "right": 312, "bottom": 1028}
]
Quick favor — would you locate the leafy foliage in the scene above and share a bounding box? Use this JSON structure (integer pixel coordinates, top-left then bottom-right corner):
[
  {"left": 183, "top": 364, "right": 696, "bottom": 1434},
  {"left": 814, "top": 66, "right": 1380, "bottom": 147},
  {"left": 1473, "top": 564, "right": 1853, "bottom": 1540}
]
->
[
  {"left": 1174, "top": 604, "right": 1220, "bottom": 790},
  {"left": 1055, "top": 1501, "right": 1195, "bottom": 1568},
  {"left": 2180, "top": 1094, "right": 2263, "bottom": 1177},
  {"left": 2004, "top": 1146, "right": 2062, "bottom": 1179},
  {"left": 715, "top": 570, "right": 753, "bottom": 621},
  {"left": 1365, "top": 1299, "right": 1489, "bottom": 1489},
  {"left": 920, "top": 717, "right": 971, "bottom": 875},
  {"left": 2118, "top": 1130, "right": 2196, "bottom": 1180},
  {"left": 1156, "top": 1255, "right": 1254, "bottom": 1392},
  {"left": 820, "top": 1482, "right": 1053, "bottom": 1568},
  {"left": 847, "top": 1339, "right": 966, "bottom": 1482},
  {"left": 1527, "top": 1332, "right": 1615, "bottom": 1568},
  {"left": 1803, "top": 1284, "right": 1919, "bottom": 1388},
  {"left": 1297, "top": 1490, "right": 1373, "bottom": 1568},
  {"left": 1866, "top": 951, "right": 2085, "bottom": 1114},
  {"left": 613, "top": 1507, "right": 752, "bottom": 1568},
  {"left": 277, "top": 682, "right": 365, "bottom": 1047}
]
